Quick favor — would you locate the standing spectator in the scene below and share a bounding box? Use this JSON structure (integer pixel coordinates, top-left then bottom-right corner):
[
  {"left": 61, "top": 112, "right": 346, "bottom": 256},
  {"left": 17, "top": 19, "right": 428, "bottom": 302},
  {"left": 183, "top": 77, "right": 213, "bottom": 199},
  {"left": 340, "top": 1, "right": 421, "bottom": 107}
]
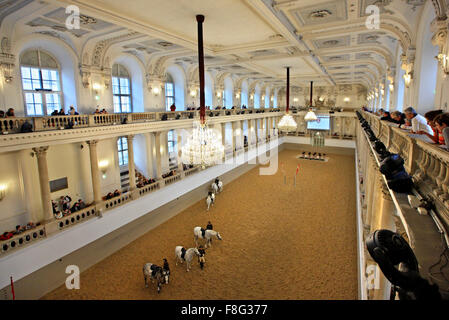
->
[
  {"left": 170, "top": 103, "right": 176, "bottom": 112},
  {"left": 404, "top": 107, "right": 433, "bottom": 135},
  {"left": 434, "top": 113, "right": 449, "bottom": 150},
  {"left": 6, "top": 108, "right": 15, "bottom": 117}
]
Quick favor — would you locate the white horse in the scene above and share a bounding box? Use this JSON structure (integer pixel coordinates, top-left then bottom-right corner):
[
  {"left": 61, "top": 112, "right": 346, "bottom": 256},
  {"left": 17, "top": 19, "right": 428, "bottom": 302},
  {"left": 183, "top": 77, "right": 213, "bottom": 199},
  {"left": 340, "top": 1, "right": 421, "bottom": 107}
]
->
[
  {"left": 206, "top": 192, "right": 215, "bottom": 211},
  {"left": 211, "top": 179, "right": 223, "bottom": 194},
  {"left": 194, "top": 226, "right": 223, "bottom": 248},
  {"left": 143, "top": 263, "right": 168, "bottom": 293},
  {"left": 175, "top": 246, "right": 201, "bottom": 272}
]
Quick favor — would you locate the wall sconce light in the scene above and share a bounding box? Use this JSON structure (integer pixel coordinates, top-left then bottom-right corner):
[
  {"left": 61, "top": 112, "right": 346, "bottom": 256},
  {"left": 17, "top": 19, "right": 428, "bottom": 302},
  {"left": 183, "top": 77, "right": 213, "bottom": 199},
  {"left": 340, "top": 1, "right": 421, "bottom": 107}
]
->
[
  {"left": 262, "top": 95, "right": 265, "bottom": 100},
  {"left": 93, "top": 82, "right": 102, "bottom": 101},
  {"left": 270, "top": 96, "right": 274, "bottom": 102},
  {"left": 190, "top": 89, "right": 197, "bottom": 97},
  {"left": 403, "top": 73, "right": 412, "bottom": 87},
  {"left": 250, "top": 94, "right": 254, "bottom": 100},
  {"left": 344, "top": 97, "right": 350, "bottom": 102},
  {"left": 236, "top": 92, "right": 240, "bottom": 99},
  {"left": 152, "top": 86, "right": 161, "bottom": 96},
  {"left": 98, "top": 160, "right": 109, "bottom": 179},
  {"left": 380, "top": 88, "right": 385, "bottom": 96},
  {"left": 389, "top": 83, "right": 394, "bottom": 92},
  {"left": 0, "top": 184, "right": 6, "bottom": 201},
  {"left": 436, "top": 53, "right": 449, "bottom": 75},
  {"left": 0, "top": 61, "right": 14, "bottom": 84},
  {"left": 319, "top": 96, "right": 324, "bottom": 102},
  {"left": 216, "top": 92, "right": 221, "bottom": 98}
]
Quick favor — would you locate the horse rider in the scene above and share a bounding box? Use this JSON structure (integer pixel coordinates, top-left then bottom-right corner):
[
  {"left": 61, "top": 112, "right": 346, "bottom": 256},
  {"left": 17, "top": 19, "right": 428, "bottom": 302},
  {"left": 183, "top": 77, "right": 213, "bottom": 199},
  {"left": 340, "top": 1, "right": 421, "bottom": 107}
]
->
[
  {"left": 206, "top": 221, "right": 213, "bottom": 243},
  {"left": 198, "top": 245, "right": 206, "bottom": 270},
  {"left": 206, "top": 221, "right": 213, "bottom": 230},
  {"left": 163, "top": 258, "right": 170, "bottom": 275}
]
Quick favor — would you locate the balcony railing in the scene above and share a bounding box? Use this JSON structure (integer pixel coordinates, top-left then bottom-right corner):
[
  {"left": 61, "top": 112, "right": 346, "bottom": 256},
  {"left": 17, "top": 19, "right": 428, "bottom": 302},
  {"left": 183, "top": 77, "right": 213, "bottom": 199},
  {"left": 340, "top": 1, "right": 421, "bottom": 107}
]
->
[
  {"left": 362, "top": 111, "right": 449, "bottom": 228},
  {"left": 0, "top": 108, "right": 283, "bottom": 135}
]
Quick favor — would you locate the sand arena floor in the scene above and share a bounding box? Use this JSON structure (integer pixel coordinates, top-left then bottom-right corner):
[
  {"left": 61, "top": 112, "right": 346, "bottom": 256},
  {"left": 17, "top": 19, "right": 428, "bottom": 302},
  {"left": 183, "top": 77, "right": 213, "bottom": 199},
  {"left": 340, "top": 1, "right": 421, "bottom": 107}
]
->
[{"left": 43, "top": 150, "right": 358, "bottom": 300}]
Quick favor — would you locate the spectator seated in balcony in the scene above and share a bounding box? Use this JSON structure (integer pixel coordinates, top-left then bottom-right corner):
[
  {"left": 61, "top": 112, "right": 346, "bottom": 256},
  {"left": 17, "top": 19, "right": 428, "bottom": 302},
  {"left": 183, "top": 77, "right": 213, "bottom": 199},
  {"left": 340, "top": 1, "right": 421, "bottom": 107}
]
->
[
  {"left": 434, "top": 113, "right": 449, "bottom": 150},
  {"left": 20, "top": 120, "right": 33, "bottom": 133},
  {"left": 113, "top": 189, "right": 121, "bottom": 197},
  {"left": 51, "top": 109, "right": 60, "bottom": 116},
  {"left": 0, "top": 110, "right": 4, "bottom": 118},
  {"left": 416, "top": 110, "right": 444, "bottom": 144},
  {"left": 6, "top": 108, "right": 15, "bottom": 117},
  {"left": 58, "top": 108, "right": 66, "bottom": 116},
  {"left": 94, "top": 108, "right": 100, "bottom": 114},
  {"left": 59, "top": 195, "right": 72, "bottom": 212},
  {"left": 68, "top": 106, "right": 79, "bottom": 115},
  {"left": 105, "top": 192, "right": 114, "bottom": 200},
  {"left": 404, "top": 107, "right": 433, "bottom": 135},
  {"left": 100, "top": 109, "right": 108, "bottom": 114},
  {"left": 170, "top": 103, "right": 176, "bottom": 112}
]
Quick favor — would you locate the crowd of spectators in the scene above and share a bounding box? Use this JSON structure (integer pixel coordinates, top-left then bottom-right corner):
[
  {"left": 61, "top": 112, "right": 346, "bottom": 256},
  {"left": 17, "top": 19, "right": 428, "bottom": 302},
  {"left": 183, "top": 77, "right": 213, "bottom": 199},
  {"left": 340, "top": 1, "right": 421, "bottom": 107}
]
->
[
  {"left": 0, "top": 108, "right": 15, "bottom": 118},
  {"left": 136, "top": 171, "right": 157, "bottom": 188},
  {"left": 162, "top": 170, "right": 177, "bottom": 179},
  {"left": 0, "top": 222, "right": 42, "bottom": 241},
  {"left": 52, "top": 195, "right": 87, "bottom": 219},
  {"left": 104, "top": 189, "right": 121, "bottom": 200},
  {"left": 365, "top": 106, "right": 449, "bottom": 150}
]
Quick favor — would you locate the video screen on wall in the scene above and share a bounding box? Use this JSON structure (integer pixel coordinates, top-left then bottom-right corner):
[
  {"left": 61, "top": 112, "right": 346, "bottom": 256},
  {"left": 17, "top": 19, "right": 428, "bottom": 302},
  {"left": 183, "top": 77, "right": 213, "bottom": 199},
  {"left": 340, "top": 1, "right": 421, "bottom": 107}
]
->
[{"left": 307, "top": 115, "right": 331, "bottom": 131}]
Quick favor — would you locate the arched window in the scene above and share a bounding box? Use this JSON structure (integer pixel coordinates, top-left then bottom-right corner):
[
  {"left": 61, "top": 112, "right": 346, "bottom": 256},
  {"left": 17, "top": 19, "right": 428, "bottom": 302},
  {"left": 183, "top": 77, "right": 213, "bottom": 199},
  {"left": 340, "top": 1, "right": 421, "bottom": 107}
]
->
[
  {"left": 165, "top": 74, "right": 175, "bottom": 110},
  {"left": 112, "top": 64, "right": 132, "bottom": 113},
  {"left": 20, "top": 49, "right": 62, "bottom": 116},
  {"left": 117, "top": 137, "right": 128, "bottom": 166}
]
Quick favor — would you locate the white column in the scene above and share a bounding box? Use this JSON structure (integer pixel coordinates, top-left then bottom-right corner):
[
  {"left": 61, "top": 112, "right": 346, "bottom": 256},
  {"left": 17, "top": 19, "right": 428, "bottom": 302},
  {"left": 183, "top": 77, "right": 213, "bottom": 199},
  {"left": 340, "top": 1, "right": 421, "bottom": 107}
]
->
[
  {"left": 127, "top": 135, "right": 136, "bottom": 191},
  {"left": 33, "top": 146, "right": 53, "bottom": 222},
  {"left": 86, "top": 140, "right": 102, "bottom": 205}
]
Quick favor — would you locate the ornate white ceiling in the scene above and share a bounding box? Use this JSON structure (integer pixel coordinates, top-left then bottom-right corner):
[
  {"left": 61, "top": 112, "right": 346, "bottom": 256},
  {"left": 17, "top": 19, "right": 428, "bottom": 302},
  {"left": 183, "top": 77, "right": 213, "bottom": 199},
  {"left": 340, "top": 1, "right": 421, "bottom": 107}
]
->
[{"left": 0, "top": 0, "right": 441, "bottom": 92}]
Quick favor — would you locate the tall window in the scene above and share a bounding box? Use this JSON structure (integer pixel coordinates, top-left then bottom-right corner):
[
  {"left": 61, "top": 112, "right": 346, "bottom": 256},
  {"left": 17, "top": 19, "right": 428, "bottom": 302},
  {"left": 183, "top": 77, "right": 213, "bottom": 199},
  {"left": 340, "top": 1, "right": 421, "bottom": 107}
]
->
[
  {"left": 222, "top": 90, "right": 226, "bottom": 107},
  {"left": 117, "top": 137, "right": 128, "bottom": 166},
  {"left": 20, "top": 49, "right": 62, "bottom": 116},
  {"left": 165, "top": 74, "right": 175, "bottom": 110},
  {"left": 167, "top": 130, "right": 176, "bottom": 154},
  {"left": 112, "top": 64, "right": 132, "bottom": 113}
]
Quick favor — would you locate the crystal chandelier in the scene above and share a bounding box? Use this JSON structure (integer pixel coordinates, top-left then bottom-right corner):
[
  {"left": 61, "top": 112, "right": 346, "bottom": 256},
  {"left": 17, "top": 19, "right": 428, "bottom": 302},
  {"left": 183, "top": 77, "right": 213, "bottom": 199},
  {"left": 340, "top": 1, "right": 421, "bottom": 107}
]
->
[
  {"left": 182, "top": 121, "right": 224, "bottom": 168},
  {"left": 278, "top": 67, "right": 297, "bottom": 132},
  {"left": 278, "top": 114, "right": 298, "bottom": 131},
  {"left": 181, "top": 14, "right": 224, "bottom": 169},
  {"left": 304, "top": 108, "right": 318, "bottom": 121},
  {"left": 304, "top": 81, "right": 317, "bottom": 122}
]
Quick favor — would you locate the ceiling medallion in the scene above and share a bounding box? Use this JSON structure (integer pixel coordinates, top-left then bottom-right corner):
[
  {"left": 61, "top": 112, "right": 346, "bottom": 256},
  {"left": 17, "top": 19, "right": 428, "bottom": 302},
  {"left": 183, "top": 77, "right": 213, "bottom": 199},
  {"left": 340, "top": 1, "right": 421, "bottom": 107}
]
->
[
  {"left": 323, "top": 40, "right": 339, "bottom": 46},
  {"left": 158, "top": 41, "right": 173, "bottom": 47},
  {"left": 309, "top": 9, "right": 332, "bottom": 19},
  {"left": 80, "top": 15, "right": 97, "bottom": 25}
]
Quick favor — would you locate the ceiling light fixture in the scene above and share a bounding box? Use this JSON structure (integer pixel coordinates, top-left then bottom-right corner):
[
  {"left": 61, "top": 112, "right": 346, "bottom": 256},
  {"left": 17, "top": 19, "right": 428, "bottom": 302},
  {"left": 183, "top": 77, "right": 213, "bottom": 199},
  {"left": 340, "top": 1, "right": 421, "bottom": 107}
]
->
[
  {"left": 304, "top": 81, "right": 317, "bottom": 122},
  {"left": 181, "top": 15, "right": 224, "bottom": 169},
  {"left": 278, "top": 67, "right": 297, "bottom": 132}
]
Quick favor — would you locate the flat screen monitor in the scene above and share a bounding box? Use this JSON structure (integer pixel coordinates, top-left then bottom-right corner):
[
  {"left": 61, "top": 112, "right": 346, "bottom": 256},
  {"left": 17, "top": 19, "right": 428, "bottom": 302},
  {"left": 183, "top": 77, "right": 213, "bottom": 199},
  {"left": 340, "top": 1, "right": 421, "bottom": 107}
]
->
[{"left": 307, "top": 115, "right": 330, "bottom": 131}]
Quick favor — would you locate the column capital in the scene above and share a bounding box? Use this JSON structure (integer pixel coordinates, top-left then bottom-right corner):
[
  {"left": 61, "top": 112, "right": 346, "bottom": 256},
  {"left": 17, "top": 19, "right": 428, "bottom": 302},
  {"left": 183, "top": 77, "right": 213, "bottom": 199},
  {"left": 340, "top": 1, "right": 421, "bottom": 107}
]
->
[
  {"left": 127, "top": 134, "right": 135, "bottom": 141},
  {"left": 86, "top": 140, "right": 99, "bottom": 146},
  {"left": 32, "top": 146, "right": 49, "bottom": 156}
]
